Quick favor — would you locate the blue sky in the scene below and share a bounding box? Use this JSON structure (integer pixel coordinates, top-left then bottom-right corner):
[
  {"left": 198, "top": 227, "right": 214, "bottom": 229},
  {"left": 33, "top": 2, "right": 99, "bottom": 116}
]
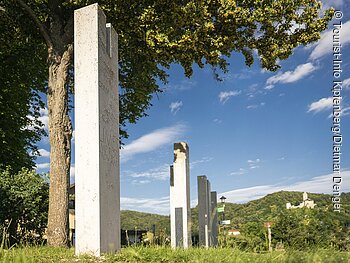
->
[{"left": 35, "top": 0, "right": 350, "bottom": 215}]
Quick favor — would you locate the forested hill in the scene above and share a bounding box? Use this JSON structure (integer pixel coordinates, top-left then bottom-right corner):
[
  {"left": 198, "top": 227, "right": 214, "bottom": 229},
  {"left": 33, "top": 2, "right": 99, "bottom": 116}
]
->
[
  {"left": 221, "top": 191, "right": 350, "bottom": 227},
  {"left": 121, "top": 191, "right": 350, "bottom": 234},
  {"left": 121, "top": 210, "right": 170, "bottom": 234}
]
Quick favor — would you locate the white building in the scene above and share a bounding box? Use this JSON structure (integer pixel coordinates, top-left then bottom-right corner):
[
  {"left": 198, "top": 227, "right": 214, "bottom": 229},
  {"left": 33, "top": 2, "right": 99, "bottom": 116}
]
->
[{"left": 286, "top": 192, "right": 316, "bottom": 209}]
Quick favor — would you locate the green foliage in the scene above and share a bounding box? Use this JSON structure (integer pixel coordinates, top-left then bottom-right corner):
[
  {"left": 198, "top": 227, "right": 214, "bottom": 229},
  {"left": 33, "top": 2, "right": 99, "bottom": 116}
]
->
[
  {"left": 226, "top": 221, "right": 266, "bottom": 252},
  {"left": 223, "top": 191, "right": 350, "bottom": 227},
  {"left": 272, "top": 206, "right": 350, "bottom": 251},
  {"left": 121, "top": 210, "right": 170, "bottom": 235},
  {"left": 0, "top": 5, "right": 47, "bottom": 172},
  {"left": 1, "top": 246, "right": 350, "bottom": 262},
  {"left": 0, "top": 0, "right": 334, "bottom": 140},
  {"left": 102, "top": 0, "right": 334, "bottom": 138},
  {"left": 222, "top": 191, "right": 350, "bottom": 251},
  {"left": 0, "top": 168, "right": 49, "bottom": 246},
  {"left": 120, "top": 191, "right": 350, "bottom": 251}
]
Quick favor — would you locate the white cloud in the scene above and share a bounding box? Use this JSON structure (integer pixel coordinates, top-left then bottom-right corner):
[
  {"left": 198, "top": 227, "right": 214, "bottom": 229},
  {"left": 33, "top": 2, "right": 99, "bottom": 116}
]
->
[
  {"left": 344, "top": 78, "right": 350, "bottom": 90},
  {"left": 307, "top": 97, "right": 333, "bottom": 113},
  {"left": 70, "top": 165, "right": 75, "bottom": 177},
  {"left": 190, "top": 157, "right": 213, "bottom": 168},
  {"left": 167, "top": 79, "right": 196, "bottom": 91},
  {"left": 121, "top": 124, "right": 185, "bottom": 162},
  {"left": 328, "top": 106, "right": 350, "bottom": 119},
  {"left": 69, "top": 165, "right": 75, "bottom": 183},
  {"left": 341, "top": 107, "right": 350, "bottom": 117},
  {"left": 247, "top": 102, "right": 265, "bottom": 110},
  {"left": 230, "top": 168, "right": 247, "bottom": 176},
  {"left": 169, "top": 101, "right": 183, "bottom": 115},
  {"left": 26, "top": 107, "right": 49, "bottom": 132},
  {"left": 266, "top": 63, "right": 317, "bottom": 85},
  {"left": 247, "top": 159, "right": 260, "bottom": 169},
  {"left": 36, "top": 162, "right": 50, "bottom": 170},
  {"left": 71, "top": 130, "right": 75, "bottom": 143},
  {"left": 39, "top": 108, "right": 49, "bottom": 131},
  {"left": 131, "top": 179, "right": 151, "bottom": 185},
  {"left": 221, "top": 170, "right": 350, "bottom": 204},
  {"left": 121, "top": 196, "right": 170, "bottom": 215},
  {"left": 121, "top": 171, "right": 350, "bottom": 215},
  {"left": 213, "top": 118, "right": 222, "bottom": 124},
  {"left": 247, "top": 105, "right": 258, "bottom": 110},
  {"left": 127, "top": 157, "right": 214, "bottom": 183},
  {"left": 126, "top": 164, "right": 170, "bottom": 181},
  {"left": 309, "top": 20, "right": 350, "bottom": 61},
  {"left": 218, "top": 90, "right": 241, "bottom": 104},
  {"left": 321, "top": 0, "right": 344, "bottom": 9},
  {"left": 230, "top": 159, "right": 261, "bottom": 175},
  {"left": 246, "top": 84, "right": 265, "bottom": 98},
  {"left": 264, "top": 85, "right": 274, "bottom": 90},
  {"left": 38, "top": 148, "right": 50, "bottom": 158}
]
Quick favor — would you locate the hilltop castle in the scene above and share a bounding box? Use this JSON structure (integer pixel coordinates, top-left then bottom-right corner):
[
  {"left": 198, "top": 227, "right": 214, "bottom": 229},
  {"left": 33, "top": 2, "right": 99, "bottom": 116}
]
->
[{"left": 286, "top": 192, "right": 316, "bottom": 209}]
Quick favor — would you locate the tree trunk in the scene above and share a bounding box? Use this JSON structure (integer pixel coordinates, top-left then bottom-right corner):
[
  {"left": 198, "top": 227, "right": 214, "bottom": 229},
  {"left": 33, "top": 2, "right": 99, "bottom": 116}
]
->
[
  {"left": 8, "top": 218, "right": 18, "bottom": 247},
  {"left": 46, "top": 45, "right": 73, "bottom": 247}
]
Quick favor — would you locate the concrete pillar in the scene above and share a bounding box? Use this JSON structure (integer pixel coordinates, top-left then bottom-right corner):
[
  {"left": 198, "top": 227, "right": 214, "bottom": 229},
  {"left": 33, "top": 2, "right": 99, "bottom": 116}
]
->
[
  {"left": 170, "top": 142, "right": 191, "bottom": 248},
  {"left": 197, "top": 175, "right": 211, "bottom": 247},
  {"left": 206, "top": 180, "right": 211, "bottom": 247},
  {"left": 210, "top": 191, "right": 218, "bottom": 247},
  {"left": 74, "top": 3, "right": 120, "bottom": 256}
]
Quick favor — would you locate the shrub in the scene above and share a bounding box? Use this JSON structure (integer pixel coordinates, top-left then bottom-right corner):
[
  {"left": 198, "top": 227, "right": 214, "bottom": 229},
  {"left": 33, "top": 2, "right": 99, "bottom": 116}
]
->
[{"left": 0, "top": 168, "right": 49, "bottom": 246}]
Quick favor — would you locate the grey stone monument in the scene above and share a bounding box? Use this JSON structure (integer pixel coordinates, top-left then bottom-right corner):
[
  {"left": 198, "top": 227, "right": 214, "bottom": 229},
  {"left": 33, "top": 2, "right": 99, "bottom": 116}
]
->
[
  {"left": 170, "top": 142, "right": 191, "bottom": 248},
  {"left": 74, "top": 3, "right": 120, "bottom": 256},
  {"left": 197, "top": 175, "right": 211, "bottom": 247},
  {"left": 210, "top": 191, "right": 218, "bottom": 247}
]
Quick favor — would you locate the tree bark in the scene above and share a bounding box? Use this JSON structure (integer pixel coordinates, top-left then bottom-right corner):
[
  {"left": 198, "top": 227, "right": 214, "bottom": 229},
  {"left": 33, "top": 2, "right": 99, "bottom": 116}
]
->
[{"left": 46, "top": 45, "right": 73, "bottom": 247}]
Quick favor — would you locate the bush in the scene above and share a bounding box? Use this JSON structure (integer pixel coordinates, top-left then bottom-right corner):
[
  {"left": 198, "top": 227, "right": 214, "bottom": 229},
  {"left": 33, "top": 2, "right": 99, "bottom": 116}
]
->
[{"left": 0, "top": 168, "right": 49, "bottom": 246}]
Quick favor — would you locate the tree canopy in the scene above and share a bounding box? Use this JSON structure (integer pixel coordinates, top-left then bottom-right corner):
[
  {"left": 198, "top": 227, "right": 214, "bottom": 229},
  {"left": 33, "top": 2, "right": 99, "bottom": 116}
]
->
[
  {"left": 0, "top": 6, "right": 46, "bottom": 172},
  {"left": 0, "top": 0, "right": 334, "bottom": 139},
  {"left": 0, "top": 0, "right": 335, "bottom": 246}
]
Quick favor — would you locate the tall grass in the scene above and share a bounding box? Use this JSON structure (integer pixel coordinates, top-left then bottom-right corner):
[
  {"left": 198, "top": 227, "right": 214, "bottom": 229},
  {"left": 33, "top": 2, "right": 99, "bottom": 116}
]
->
[{"left": 1, "top": 246, "right": 350, "bottom": 263}]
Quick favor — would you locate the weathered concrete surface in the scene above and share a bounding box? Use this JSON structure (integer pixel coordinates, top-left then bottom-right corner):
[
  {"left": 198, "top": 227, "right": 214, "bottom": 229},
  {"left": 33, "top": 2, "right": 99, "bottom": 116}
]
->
[
  {"left": 74, "top": 3, "right": 120, "bottom": 256},
  {"left": 198, "top": 175, "right": 210, "bottom": 247},
  {"left": 170, "top": 142, "right": 191, "bottom": 248},
  {"left": 210, "top": 191, "right": 218, "bottom": 247}
]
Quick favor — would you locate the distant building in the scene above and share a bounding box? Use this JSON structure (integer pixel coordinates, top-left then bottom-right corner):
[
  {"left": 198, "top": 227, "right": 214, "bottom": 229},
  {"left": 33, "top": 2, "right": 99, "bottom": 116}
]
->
[{"left": 286, "top": 192, "right": 316, "bottom": 209}]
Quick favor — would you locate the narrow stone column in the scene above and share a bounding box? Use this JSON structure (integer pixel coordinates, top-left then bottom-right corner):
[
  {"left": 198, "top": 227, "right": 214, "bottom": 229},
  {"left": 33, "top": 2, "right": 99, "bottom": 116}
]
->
[
  {"left": 210, "top": 191, "right": 218, "bottom": 247},
  {"left": 74, "top": 3, "right": 120, "bottom": 256},
  {"left": 197, "top": 175, "right": 211, "bottom": 247},
  {"left": 170, "top": 142, "right": 191, "bottom": 248}
]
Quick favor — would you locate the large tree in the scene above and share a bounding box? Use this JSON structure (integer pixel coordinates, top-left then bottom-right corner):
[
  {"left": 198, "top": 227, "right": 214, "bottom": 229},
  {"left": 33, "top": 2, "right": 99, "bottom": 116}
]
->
[
  {"left": 0, "top": 0, "right": 333, "bottom": 246},
  {"left": 0, "top": 5, "right": 46, "bottom": 172}
]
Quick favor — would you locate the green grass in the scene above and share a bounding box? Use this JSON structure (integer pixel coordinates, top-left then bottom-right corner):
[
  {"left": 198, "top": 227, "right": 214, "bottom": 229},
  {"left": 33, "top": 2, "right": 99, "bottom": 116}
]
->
[{"left": 0, "top": 246, "right": 349, "bottom": 263}]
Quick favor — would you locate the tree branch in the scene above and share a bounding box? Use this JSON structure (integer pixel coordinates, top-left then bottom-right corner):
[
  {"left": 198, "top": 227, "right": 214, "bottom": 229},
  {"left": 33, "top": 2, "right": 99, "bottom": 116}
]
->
[
  {"left": 15, "top": 0, "right": 53, "bottom": 49},
  {"left": 62, "top": 16, "right": 74, "bottom": 44}
]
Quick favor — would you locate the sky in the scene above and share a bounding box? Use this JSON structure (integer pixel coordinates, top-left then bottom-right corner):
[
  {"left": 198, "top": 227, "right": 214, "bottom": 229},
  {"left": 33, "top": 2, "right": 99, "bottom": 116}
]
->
[{"left": 35, "top": 0, "right": 350, "bottom": 215}]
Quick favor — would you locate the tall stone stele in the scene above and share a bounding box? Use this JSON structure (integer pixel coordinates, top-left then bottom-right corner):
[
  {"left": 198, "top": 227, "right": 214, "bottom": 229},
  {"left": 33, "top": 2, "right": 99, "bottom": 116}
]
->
[
  {"left": 197, "top": 175, "right": 211, "bottom": 247},
  {"left": 210, "top": 191, "right": 218, "bottom": 247},
  {"left": 170, "top": 142, "right": 191, "bottom": 248},
  {"left": 197, "top": 176, "right": 218, "bottom": 247},
  {"left": 74, "top": 4, "right": 120, "bottom": 256}
]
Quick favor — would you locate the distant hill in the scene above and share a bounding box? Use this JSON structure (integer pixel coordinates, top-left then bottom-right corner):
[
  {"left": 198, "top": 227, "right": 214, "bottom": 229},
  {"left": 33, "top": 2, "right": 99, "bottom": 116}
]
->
[
  {"left": 121, "top": 191, "right": 350, "bottom": 235},
  {"left": 121, "top": 210, "right": 170, "bottom": 234},
  {"left": 221, "top": 191, "right": 350, "bottom": 228}
]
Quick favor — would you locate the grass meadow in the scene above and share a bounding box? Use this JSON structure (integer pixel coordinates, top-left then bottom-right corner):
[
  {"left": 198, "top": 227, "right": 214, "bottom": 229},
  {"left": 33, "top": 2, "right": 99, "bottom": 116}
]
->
[{"left": 1, "top": 246, "right": 350, "bottom": 263}]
